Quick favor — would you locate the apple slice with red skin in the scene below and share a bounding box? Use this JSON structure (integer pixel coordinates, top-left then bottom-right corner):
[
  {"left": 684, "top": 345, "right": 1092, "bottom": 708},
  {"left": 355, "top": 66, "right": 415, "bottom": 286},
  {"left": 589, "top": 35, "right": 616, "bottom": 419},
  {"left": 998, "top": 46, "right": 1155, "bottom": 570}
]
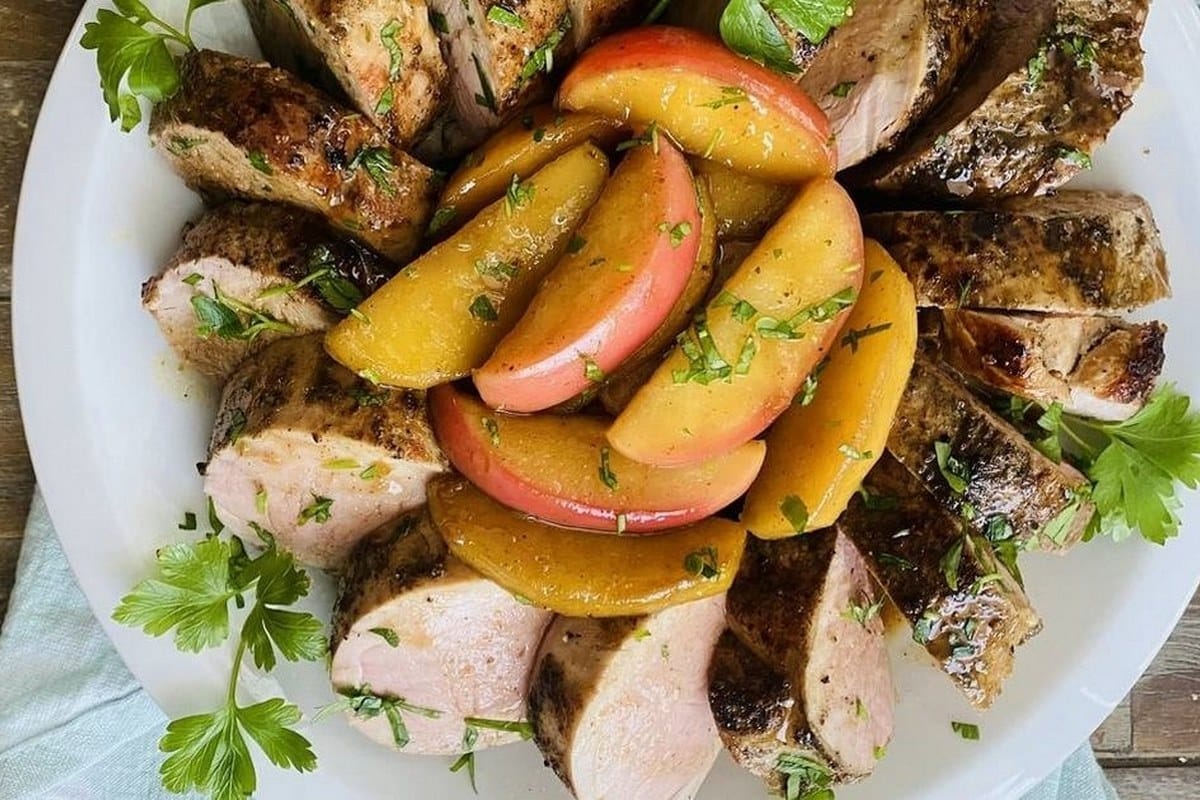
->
[
  {"left": 558, "top": 26, "right": 836, "bottom": 183},
  {"left": 607, "top": 178, "right": 864, "bottom": 467},
  {"left": 429, "top": 383, "right": 766, "bottom": 534},
  {"left": 474, "top": 136, "right": 702, "bottom": 413}
]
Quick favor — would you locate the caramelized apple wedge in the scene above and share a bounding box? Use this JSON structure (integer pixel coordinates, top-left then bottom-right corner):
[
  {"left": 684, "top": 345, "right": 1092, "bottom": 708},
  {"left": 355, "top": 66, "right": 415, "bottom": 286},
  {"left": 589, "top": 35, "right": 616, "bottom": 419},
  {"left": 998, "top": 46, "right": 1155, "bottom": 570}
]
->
[
  {"left": 433, "top": 107, "right": 625, "bottom": 237},
  {"left": 325, "top": 143, "right": 609, "bottom": 389},
  {"left": 558, "top": 26, "right": 835, "bottom": 182},
  {"left": 743, "top": 240, "right": 919, "bottom": 537},
  {"left": 475, "top": 138, "right": 702, "bottom": 413},
  {"left": 692, "top": 158, "right": 794, "bottom": 240},
  {"left": 428, "top": 477, "right": 746, "bottom": 617},
  {"left": 608, "top": 179, "right": 864, "bottom": 466},
  {"left": 429, "top": 384, "right": 765, "bottom": 533}
]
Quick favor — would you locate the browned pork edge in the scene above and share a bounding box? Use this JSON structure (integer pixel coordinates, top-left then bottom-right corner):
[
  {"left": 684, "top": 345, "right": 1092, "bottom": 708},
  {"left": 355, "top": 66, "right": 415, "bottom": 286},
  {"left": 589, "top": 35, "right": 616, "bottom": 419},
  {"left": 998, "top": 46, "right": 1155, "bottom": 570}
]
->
[
  {"left": 838, "top": 454, "right": 1042, "bottom": 708},
  {"left": 150, "top": 49, "right": 437, "bottom": 262}
]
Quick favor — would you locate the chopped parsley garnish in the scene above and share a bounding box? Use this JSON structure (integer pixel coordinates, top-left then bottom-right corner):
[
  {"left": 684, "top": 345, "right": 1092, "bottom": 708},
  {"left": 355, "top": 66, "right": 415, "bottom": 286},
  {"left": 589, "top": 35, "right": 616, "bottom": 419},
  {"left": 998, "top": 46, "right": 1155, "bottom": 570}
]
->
[
  {"left": 1057, "top": 146, "right": 1093, "bottom": 170},
  {"left": 780, "top": 494, "right": 809, "bottom": 533},
  {"left": 168, "top": 136, "right": 204, "bottom": 155},
  {"left": 297, "top": 494, "right": 333, "bottom": 525},
  {"left": 940, "top": 537, "right": 965, "bottom": 591},
  {"left": 464, "top": 716, "right": 534, "bottom": 739},
  {"left": 615, "top": 122, "right": 661, "bottom": 154},
  {"left": 878, "top": 552, "right": 916, "bottom": 572},
  {"left": 178, "top": 511, "right": 197, "bottom": 531},
  {"left": 673, "top": 314, "right": 734, "bottom": 385},
  {"left": 191, "top": 282, "right": 296, "bottom": 341},
  {"left": 182, "top": 272, "right": 204, "bottom": 286},
  {"left": 504, "top": 174, "right": 536, "bottom": 215},
  {"left": 429, "top": 10, "right": 449, "bottom": 34},
  {"left": 838, "top": 444, "right": 873, "bottom": 461},
  {"left": 359, "top": 464, "right": 382, "bottom": 481},
  {"left": 469, "top": 295, "right": 499, "bottom": 322},
  {"left": 248, "top": 150, "right": 273, "bottom": 175},
  {"left": 683, "top": 546, "right": 720, "bottom": 580},
  {"left": 934, "top": 441, "right": 971, "bottom": 495},
  {"left": 375, "top": 85, "right": 395, "bottom": 115},
  {"left": 449, "top": 727, "right": 478, "bottom": 791},
  {"left": 428, "top": 206, "right": 458, "bottom": 236},
  {"left": 855, "top": 697, "right": 869, "bottom": 720},
  {"left": 843, "top": 597, "right": 884, "bottom": 627},
  {"left": 582, "top": 355, "right": 605, "bottom": 384},
  {"left": 698, "top": 86, "right": 749, "bottom": 109},
  {"left": 775, "top": 752, "right": 834, "bottom": 800},
  {"left": 380, "top": 19, "right": 403, "bottom": 80},
  {"left": 598, "top": 447, "right": 619, "bottom": 491},
  {"left": 323, "top": 458, "right": 360, "bottom": 471},
  {"left": 658, "top": 220, "right": 694, "bottom": 248},
  {"left": 254, "top": 488, "right": 268, "bottom": 515},
  {"left": 518, "top": 15, "right": 571, "bottom": 82},
  {"left": 830, "top": 80, "right": 857, "bottom": 98},
  {"left": 720, "top": 0, "right": 853, "bottom": 73},
  {"left": 472, "top": 52, "right": 497, "bottom": 112},
  {"left": 857, "top": 485, "right": 898, "bottom": 511},
  {"left": 715, "top": 291, "right": 758, "bottom": 323},
  {"left": 298, "top": 245, "right": 365, "bottom": 313},
  {"left": 351, "top": 386, "right": 388, "bottom": 407},
  {"left": 481, "top": 416, "right": 501, "bottom": 447},
  {"left": 486, "top": 5, "right": 524, "bottom": 28},
  {"left": 334, "top": 685, "right": 441, "bottom": 749},
  {"left": 568, "top": 234, "right": 587, "bottom": 254},
  {"left": 633, "top": 628, "right": 652, "bottom": 641},
  {"left": 951, "top": 721, "right": 981, "bottom": 741},
  {"left": 841, "top": 322, "right": 893, "bottom": 353},
  {"left": 348, "top": 147, "right": 396, "bottom": 196},
  {"left": 475, "top": 259, "right": 518, "bottom": 283},
  {"left": 756, "top": 287, "right": 857, "bottom": 340},
  {"left": 734, "top": 336, "right": 757, "bottom": 375},
  {"left": 369, "top": 627, "right": 400, "bottom": 647}
]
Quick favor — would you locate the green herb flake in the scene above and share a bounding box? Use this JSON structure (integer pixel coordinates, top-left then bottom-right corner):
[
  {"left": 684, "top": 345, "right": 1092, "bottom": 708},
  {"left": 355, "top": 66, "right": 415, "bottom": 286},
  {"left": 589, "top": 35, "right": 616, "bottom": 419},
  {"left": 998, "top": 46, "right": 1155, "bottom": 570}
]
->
[
  {"left": 841, "top": 322, "right": 893, "bottom": 353},
  {"left": 830, "top": 81, "right": 857, "bottom": 98},
  {"left": 469, "top": 294, "right": 499, "bottom": 322},
  {"left": 582, "top": 355, "right": 605, "bottom": 384},
  {"left": 843, "top": 597, "right": 884, "bottom": 628},
  {"left": 715, "top": 290, "right": 758, "bottom": 323},
  {"left": 698, "top": 86, "right": 749, "bottom": 109},
  {"left": 775, "top": 751, "right": 834, "bottom": 800},
  {"left": 658, "top": 220, "right": 694, "bottom": 248},
  {"left": 951, "top": 721, "right": 981, "bottom": 741},
  {"left": 375, "top": 85, "right": 395, "bottom": 116},
  {"left": 518, "top": 15, "right": 571, "bottom": 82},
  {"left": 838, "top": 443, "right": 873, "bottom": 461},
  {"left": 567, "top": 234, "right": 587, "bottom": 254},
  {"left": 297, "top": 494, "right": 334, "bottom": 525},
  {"left": 464, "top": 716, "right": 534, "bottom": 739},
  {"left": 1057, "top": 146, "right": 1093, "bottom": 170},
  {"left": 178, "top": 511, "right": 197, "bottom": 531},
  {"left": 381, "top": 19, "right": 403, "bottom": 80},
  {"left": 475, "top": 259, "right": 518, "bottom": 283},
  {"left": 504, "top": 174, "right": 536, "bottom": 216},
  {"left": 878, "top": 552, "right": 917, "bottom": 572},
  {"left": 598, "top": 447, "right": 619, "bottom": 491},
  {"left": 633, "top": 628, "right": 652, "bottom": 641},
  {"left": 941, "top": 537, "right": 965, "bottom": 591},
  {"left": 254, "top": 489, "right": 268, "bottom": 516},
  {"left": 486, "top": 5, "right": 524, "bottom": 28},
  {"left": 780, "top": 494, "right": 809, "bottom": 533},
  {"left": 428, "top": 206, "right": 458, "bottom": 236},
  {"left": 429, "top": 10, "right": 449, "bottom": 33},
  {"left": 481, "top": 416, "right": 501, "bottom": 447},
  {"left": 248, "top": 150, "right": 273, "bottom": 175},
  {"left": 934, "top": 440, "right": 971, "bottom": 495},
  {"left": 369, "top": 627, "right": 400, "bottom": 647},
  {"left": 348, "top": 147, "right": 397, "bottom": 196}
]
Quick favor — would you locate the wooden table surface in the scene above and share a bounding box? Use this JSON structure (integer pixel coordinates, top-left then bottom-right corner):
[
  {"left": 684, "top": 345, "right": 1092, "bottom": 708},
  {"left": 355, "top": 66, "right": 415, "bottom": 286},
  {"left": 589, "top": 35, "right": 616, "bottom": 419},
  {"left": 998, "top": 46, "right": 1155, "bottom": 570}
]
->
[{"left": 1, "top": 2, "right": 1198, "bottom": 797}]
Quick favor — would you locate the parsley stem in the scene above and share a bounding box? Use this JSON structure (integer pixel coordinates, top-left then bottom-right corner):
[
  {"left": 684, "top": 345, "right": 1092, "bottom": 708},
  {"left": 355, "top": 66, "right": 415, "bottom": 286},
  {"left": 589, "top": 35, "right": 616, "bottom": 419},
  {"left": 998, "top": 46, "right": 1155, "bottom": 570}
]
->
[
  {"left": 1059, "top": 416, "right": 1102, "bottom": 460},
  {"left": 227, "top": 633, "right": 249, "bottom": 707},
  {"left": 144, "top": 10, "right": 194, "bottom": 50}
]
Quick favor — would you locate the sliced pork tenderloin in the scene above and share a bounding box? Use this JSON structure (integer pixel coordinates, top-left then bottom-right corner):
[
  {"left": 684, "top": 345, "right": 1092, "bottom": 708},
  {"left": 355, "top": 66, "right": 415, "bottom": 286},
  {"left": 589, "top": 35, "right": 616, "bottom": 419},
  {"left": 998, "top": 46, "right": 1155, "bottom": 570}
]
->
[
  {"left": 150, "top": 49, "right": 437, "bottom": 261},
  {"left": 889, "top": 354, "right": 1094, "bottom": 552},
  {"left": 242, "top": 0, "right": 450, "bottom": 146},
  {"left": 421, "top": 0, "right": 573, "bottom": 157},
  {"left": 330, "top": 508, "right": 553, "bottom": 754},
  {"left": 939, "top": 310, "right": 1166, "bottom": 421},
  {"left": 863, "top": 192, "right": 1170, "bottom": 313},
  {"left": 528, "top": 596, "right": 726, "bottom": 800},
  {"left": 849, "top": 0, "right": 1150, "bottom": 199},
  {"left": 141, "top": 202, "right": 394, "bottom": 379},
  {"left": 204, "top": 334, "right": 447, "bottom": 570},
  {"left": 838, "top": 454, "right": 1043, "bottom": 708},
  {"left": 711, "top": 531, "right": 893, "bottom": 791},
  {"left": 566, "top": 0, "right": 650, "bottom": 49},
  {"left": 796, "top": 0, "right": 990, "bottom": 168}
]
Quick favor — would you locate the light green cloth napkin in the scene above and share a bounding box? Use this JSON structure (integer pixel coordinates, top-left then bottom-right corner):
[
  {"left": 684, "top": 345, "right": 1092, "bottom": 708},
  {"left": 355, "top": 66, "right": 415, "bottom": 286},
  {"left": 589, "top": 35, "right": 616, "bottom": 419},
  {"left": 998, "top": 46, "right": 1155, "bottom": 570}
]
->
[{"left": 0, "top": 490, "right": 1118, "bottom": 799}]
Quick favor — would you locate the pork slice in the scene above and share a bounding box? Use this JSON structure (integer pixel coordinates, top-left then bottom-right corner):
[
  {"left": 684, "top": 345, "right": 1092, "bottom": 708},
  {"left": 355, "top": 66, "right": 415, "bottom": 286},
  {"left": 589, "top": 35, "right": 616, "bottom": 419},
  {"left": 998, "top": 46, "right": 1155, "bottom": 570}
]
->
[
  {"left": 713, "top": 531, "right": 893, "bottom": 787},
  {"left": 330, "top": 508, "right": 553, "bottom": 754},
  {"left": 528, "top": 596, "right": 726, "bottom": 800},
  {"left": 204, "top": 334, "right": 447, "bottom": 569},
  {"left": 939, "top": 310, "right": 1166, "bottom": 421},
  {"left": 849, "top": 0, "right": 1149, "bottom": 199},
  {"left": 796, "top": 0, "right": 989, "bottom": 169},
  {"left": 422, "top": 0, "right": 572, "bottom": 156},
  {"left": 566, "top": 0, "right": 647, "bottom": 49},
  {"left": 838, "top": 454, "right": 1042, "bottom": 708},
  {"left": 863, "top": 193, "right": 1170, "bottom": 313},
  {"left": 242, "top": 0, "right": 450, "bottom": 146},
  {"left": 888, "top": 353, "right": 1094, "bottom": 552},
  {"left": 150, "top": 50, "right": 437, "bottom": 262},
  {"left": 141, "top": 202, "right": 394, "bottom": 379}
]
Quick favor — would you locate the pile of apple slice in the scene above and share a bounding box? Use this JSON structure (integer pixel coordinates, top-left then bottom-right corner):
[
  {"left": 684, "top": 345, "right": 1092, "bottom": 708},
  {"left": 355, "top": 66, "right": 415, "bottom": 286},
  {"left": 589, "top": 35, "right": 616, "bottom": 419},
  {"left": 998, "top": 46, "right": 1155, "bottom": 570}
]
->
[{"left": 325, "top": 27, "right": 918, "bottom": 617}]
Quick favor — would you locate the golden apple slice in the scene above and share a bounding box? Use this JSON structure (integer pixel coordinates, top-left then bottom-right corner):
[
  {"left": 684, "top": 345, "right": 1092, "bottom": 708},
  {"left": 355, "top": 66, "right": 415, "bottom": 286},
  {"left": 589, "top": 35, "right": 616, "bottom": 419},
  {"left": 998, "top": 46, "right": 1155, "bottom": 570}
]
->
[
  {"left": 428, "top": 476, "right": 746, "bottom": 617},
  {"left": 325, "top": 143, "right": 609, "bottom": 389},
  {"left": 432, "top": 106, "right": 625, "bottom": 237},
  {"left": 558, "top": 26, "right": 835, "bottom": 183},
  {"left": 743, "top": 240, "right": 918, "bottom": 537},
  {"left": 607, "top": 178, "right": 864, "bottom": 466},
  {"left": 692, "top": 158, "right": 794, "bottom": 240},
  {"left": 474, "top": 138, "right": 702, "bottom": 412},
  {"left": 429, "top": 384, "right": 765, "bottom": 532}
]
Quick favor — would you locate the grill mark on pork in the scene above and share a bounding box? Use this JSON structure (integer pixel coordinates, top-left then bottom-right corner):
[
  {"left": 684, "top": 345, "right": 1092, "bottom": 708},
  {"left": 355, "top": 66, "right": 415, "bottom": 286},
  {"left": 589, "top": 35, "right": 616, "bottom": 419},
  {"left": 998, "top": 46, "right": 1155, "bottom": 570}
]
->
[
  {"left": 150, "top": 50, "right": 437, "bottom": 261},
  {"left": 141, "top": 202, "right": 394, "bottom": 379},
  {"left": 888, "top": 354, "right": 1094, "bottom": 552},
  {"left": 713, "top": 532, "right": 893, "bottom": 787},
  {"left": 939, "top": 309, "right": 1166, "bottom": 421},
  {"left": 795, "top": 0, "right": 990, "bottom": 168},
  {"left": 528, "top": 596, "right": 726, "bottom": 800},
  {"left": 863, "top": 192, "right": 1170, "bottom": 313},
  {"left": 205, "top": 334, "right": 446, "bottom": 569},
  {"left": 849, "top": 0, "right": 1149, "bottom": 199},
  {"left": 330, "top": 508, "right": 553, "bottom": 754},
  {"left": 243, "top": 0, "right": 450, "bottom": 146},
  {"left": 838, "top": 454, "right": 1042, "bottom": 708}
]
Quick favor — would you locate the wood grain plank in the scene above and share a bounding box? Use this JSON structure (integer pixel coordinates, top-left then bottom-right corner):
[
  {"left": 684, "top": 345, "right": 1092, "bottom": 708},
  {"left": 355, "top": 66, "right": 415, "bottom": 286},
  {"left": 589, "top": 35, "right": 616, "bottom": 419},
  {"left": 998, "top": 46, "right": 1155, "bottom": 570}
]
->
[
  {"left": 0, "top": 0, "right": 85, "bottom": 61},
  {"left": 1129, "top": 590, "right": 1200, "bottom": 757},
  {"left": 1106, "top": 767, "right": 1200, "bottom": 798},
  {"left": 0, "top": 299, "right": 31, "bottom": 624},
  {"left": 0, "top": 64, "right": 54, "bottom": 300},
  {"left": 1093, "top": 695, "right": 1134, "bottom": 755}
]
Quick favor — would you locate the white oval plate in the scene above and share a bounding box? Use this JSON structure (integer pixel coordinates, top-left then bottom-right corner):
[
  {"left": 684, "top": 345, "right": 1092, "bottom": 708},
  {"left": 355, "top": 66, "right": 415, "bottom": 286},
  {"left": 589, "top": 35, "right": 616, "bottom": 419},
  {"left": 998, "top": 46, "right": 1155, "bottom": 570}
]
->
[{"left": 13, "top": 2, "right": 1200, "bottom": 798}]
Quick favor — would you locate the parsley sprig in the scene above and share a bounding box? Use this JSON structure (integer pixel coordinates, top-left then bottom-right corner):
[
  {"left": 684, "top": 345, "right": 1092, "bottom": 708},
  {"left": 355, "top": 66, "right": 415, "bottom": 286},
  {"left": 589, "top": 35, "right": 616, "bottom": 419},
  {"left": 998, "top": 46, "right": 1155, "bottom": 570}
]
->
[
  {"left": 113, "top": 512, "right": 326, "bottom": 800},
  {"left": 81, "top": 0, "right": 230, "bottom": 131},
  {"left": 1032, "top": 385, "right": 1200, "bottom": 544},
  {"left": 720, "top": 0, "right": 854, "bottom": 73}
]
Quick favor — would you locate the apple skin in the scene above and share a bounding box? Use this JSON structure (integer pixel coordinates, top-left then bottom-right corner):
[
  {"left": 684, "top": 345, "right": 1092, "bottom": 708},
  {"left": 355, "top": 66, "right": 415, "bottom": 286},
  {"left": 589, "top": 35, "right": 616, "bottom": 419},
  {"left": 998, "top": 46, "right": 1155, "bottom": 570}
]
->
[
  {"left": 558, "top": 26, "right": 836, "bottom": 182},
  {"left": 428, "top": 383, "right": 766, "bottom": 533},
  {"left": 607, "top": 178, "right": 865, "bottom": 467},
  {"left": 474, "top": 136, "right": 701, "bottom": 413}
]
